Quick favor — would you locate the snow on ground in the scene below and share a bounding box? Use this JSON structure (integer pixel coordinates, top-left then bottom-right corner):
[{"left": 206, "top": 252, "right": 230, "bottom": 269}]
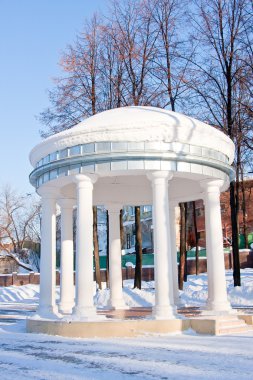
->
[
  {"left": 1, "top": 269, "right": 252, "bottom": 309},
  {"left": 0, "top": 269, "right": 252, "bottom": 379},
  {"left": 1, "top": 325, "right": 253, "bottom": 380}
]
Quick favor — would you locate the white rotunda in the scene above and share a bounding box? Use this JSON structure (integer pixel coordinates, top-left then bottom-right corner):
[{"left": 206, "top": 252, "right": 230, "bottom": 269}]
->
[{"left": 29, "top": 106, "right": 235, "bottom": 324}]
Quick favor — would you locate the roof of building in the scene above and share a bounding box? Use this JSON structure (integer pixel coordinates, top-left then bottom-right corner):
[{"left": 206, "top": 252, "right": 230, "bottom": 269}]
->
[{"left": 30, "top": 106, "right": 234, "bottom": 167}]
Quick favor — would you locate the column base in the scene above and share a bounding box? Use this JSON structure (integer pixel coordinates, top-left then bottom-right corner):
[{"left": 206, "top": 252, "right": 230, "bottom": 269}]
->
[
  {"left": 173, "top": 294, "right": 181, "bottom": 306},
  {"left": 152, "top": 305, "right": 177, "bottom": 320},
  {"left": 58, "top": 301, "right": 74, "bottom": 315},
  {"left": 202, "top": 300, "right": 232, "bottom": 315},
  {"left": 173, "top": 292, "right": 183, "bottom": 307},
  {"left": 72, "top": 305, "right": 98, "bottom": 320},
  {"left": 107, "top": 298, "right": 129, "bottom": 310},
  {"left": 175, "top": 297, "right": 185, "bottom": 308},
  {"left": 36, "top": 304, "right": 61, "bottom": 319}
]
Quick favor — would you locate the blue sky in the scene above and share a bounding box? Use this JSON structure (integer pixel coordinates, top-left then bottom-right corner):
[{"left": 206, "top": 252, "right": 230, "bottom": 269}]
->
[{"left": 0, "top": 0, "right": 106, "bottom": 194}]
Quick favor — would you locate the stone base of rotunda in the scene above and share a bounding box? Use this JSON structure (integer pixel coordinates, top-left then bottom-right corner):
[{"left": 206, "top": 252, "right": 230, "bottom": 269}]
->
[
  {"left": 26, "top": 317, "right": 189, "bottom": 338},
  {"left": 27, "top": 316, "right": 252, "bottom": 338},
  {"left": 28, "top": 312, "right": 253, "bottom": 338},
  {"left": 26, "top": 314, "right": 253, "bottom": 338}
]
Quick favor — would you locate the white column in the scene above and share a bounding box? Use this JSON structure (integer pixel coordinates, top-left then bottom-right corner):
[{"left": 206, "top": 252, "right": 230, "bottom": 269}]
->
[
  {"left": 58, "top": 198, "right": 75, "bottom": 314},
  {"left": 72, "top": 174, "right": 97, "bottom": 319},
  {"left": 148, "top": 171, "right": 176, "bottom": 319},
  {"left": 106, "top": 203, "right": 126, "bottom": 309},
  {"left": 169, "top": 201, "right": 180, "bottom": 306},
  {"left": 201, "top": 180, "right": 231, "bottom": 313},
  {"left": 37, "top": 186, "right": 58, "bottom": 318}
]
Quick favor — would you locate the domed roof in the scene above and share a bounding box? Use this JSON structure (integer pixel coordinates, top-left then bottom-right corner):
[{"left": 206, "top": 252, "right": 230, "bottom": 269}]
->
[{"left": 30, "top": 106, "right": 234, "bottom": 166}]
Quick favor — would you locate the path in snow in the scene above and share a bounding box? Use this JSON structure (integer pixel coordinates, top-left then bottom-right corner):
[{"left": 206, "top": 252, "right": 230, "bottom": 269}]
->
[{"left": 0, "top": 323, "right": 253, "bottom": 380}]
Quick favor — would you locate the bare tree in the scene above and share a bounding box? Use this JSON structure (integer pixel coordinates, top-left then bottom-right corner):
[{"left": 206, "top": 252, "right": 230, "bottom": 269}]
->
[
  {"left": 106, "top": 210, "right": 110, "bottom": 288},
  {"left": 39, "top": 14, "right": 104, "bottom": 136},
  {"left": 134, "top": 206, "right": 142, "bottom": 289},
  {"left": 192, "top": 201, "right": 200, "bottom": 275},
  {"left": 148, "top": 0, "right": 190, "bottom": 110},
  {"left": 99, "top": 22, "right": 126, "bottom": 109},
  {"left": 110, "top": 0, "right": 159, "bottom": 106},
  {"left": 179, "top": 202, "right": 187, "bottom": 290},
  {"left": 187, "top": 0, "right": 252, "bottom": 286},
  {"left": 0, "top": 186, "right": 41, "bottom": 271},
  {"left": 93, "top": 206, "right": 101, "bottom": 289}
]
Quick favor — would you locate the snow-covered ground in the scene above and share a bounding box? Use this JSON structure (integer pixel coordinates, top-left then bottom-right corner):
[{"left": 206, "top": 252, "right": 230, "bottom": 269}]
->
[
  {"left": 0, "top": 269, "right": 252, "bottom": 379},
  {"left": 1, "top": 269, "right": 253, "bottom": 309}
]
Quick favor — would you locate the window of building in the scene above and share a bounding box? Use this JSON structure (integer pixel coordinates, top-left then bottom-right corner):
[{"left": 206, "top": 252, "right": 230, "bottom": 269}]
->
[
  {"left": 83, "top": 143, "right": 95, "bottom": 154},
  {"left": 69, "top": 145, "right": 81, "bottom": 156},
  {"left": 197, "top": 231, "right": 205, "bottom": 239},
  {"left": 59, "top": 148, "right": 68, "bottom": 159}
]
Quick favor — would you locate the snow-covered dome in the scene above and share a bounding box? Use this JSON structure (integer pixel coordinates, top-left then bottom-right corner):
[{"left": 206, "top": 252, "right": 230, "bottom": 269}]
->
[
  {"left": 29, "top": 106, "right": 235, "bottom": 188},
  {"left": 30, "top": 106, "right": 234, "bottom": 166}
]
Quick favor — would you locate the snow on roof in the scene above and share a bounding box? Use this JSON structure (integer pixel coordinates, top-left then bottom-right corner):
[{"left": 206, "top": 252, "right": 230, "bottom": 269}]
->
[{"left": 30, "top": 106, "right": 234, "bottom": 166}]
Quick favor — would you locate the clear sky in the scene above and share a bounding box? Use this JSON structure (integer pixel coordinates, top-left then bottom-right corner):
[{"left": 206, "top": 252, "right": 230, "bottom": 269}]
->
[{"left": 0, "top": 0, "right": 106, "bottom": 194}]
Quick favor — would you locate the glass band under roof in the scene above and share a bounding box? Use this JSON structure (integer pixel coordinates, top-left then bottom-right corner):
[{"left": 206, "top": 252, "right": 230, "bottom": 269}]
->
[
  {"left": 34, "top": 160, "right": 230, "bottom": 189},
  {"left": 30, "top": 140, "right": 234, "bottom": 189},
  {"left": 35, "top": 141, "right": 229, "bottom": 169}
]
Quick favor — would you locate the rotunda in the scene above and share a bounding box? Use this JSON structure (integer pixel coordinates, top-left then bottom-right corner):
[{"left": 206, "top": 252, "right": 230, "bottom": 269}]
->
[{"left": 29, "top": 106, "right": 235, "bottom": 321}]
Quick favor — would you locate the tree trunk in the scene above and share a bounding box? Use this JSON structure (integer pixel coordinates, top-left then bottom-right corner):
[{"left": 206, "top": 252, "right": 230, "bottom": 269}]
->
[
  {"left": 193, "top": 201, "right": 200, "bottom": 275},
  {"left": 183, "top": 203, "right": 188, "bottom": 283},
  {"left": 120, "top": 209, "right": 124, "bottom": 249},
  {"left": 179, "top": 203, "right": 186, "bottom": 290},
  {"left": 93, "top": 206, "right": 101, "bottom": 290},
  {"left": 106, "top": 210, "right": 109, "bottom": 288},
  {"left": 120, "top": 209, "right": 124, "bottom": 288},
  {"left": 134, "top": 206, "right": 142, "bottom": 289},
  {"left": 240, "top": 168, "right": 248, "bottom": 248},
  {"left": 230, "top": 181, "right": 241, "bottom": 286}
]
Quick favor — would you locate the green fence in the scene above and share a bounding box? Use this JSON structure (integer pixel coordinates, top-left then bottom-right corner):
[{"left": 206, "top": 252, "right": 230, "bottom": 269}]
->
[
  {"left": 98, "top": 253, "right": 155, "bottom": 269},
  {"left": 96, "top": 240, "right": 251, "bottom": 269}
]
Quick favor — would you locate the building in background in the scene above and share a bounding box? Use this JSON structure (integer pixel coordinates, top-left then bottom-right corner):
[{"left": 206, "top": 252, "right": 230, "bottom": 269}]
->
[{"left": 184, "top": 178, "right": 253, "bottom": 250}]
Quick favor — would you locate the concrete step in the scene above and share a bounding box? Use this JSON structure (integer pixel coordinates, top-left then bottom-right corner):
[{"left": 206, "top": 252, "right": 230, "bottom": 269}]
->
[
  {"left": 218, "top": 319, "right": 248, "bottom": 328},
  {"left": 217, "top": 317, "right": 253, "bottom": 335},
  {"left": 238, "top": 314, "right": 253, "bottom": 325},
  {"left": 216, "top": 315, "right": 240, "bottom": 321},
  {"left": 218, "top": 325, "right": 252, "bottom": 335}
]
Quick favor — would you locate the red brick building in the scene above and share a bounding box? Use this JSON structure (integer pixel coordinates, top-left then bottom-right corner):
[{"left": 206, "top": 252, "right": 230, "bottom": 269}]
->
[{"left": 186, "top": 179, "right": 253, "bottom": 249}]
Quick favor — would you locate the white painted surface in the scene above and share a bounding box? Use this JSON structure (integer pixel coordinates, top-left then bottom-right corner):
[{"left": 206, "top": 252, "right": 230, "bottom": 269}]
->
[
  {"left": 148, "top": 172, "right": 176, "bottom": 319},
  {"left": 37, "top": 187, "right": 58, "bottom": 318},
  {"left": 202, "top": 180, "right": 231, "bottom": 312},
  {"left": 106, "top": 203, "right": 127, "bottom": 309},
  {"left": 73, "top": 175, "right": 96, "bottom": 319},
  {"left": 30, "top": 106, "right": 234, "bottom": 166},
  {"left": 169, "top": 202, "right": 180, "bottom": 305},
  {"left": 58, "top": 199, "right": 75, "bottom": 314}
]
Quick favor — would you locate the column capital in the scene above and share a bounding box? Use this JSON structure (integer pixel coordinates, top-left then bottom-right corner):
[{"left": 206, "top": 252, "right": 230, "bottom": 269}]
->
[
  {"left": 38, "top": 185, "right": 59, "bottom": 199},
  {"left": 147, "top": 171, "right": 173, "bottom": 183},
  {"left": 58, "top": 198, "right": 76, "bottom": 209},
  {"left": 106, "top": 203, "right": 123, "bottom": 214},
  {"left": 74, "top": 174, "right": 98, "bottom": 186},
  {"left": 200, "top": 179, "right": 224, "bottom": 192}
]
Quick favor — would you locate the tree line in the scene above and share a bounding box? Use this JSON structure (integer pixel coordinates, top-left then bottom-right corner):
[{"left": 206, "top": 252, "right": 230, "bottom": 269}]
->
[{"left": 39, "top": 0, "right": 253, "bottom": 287}]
